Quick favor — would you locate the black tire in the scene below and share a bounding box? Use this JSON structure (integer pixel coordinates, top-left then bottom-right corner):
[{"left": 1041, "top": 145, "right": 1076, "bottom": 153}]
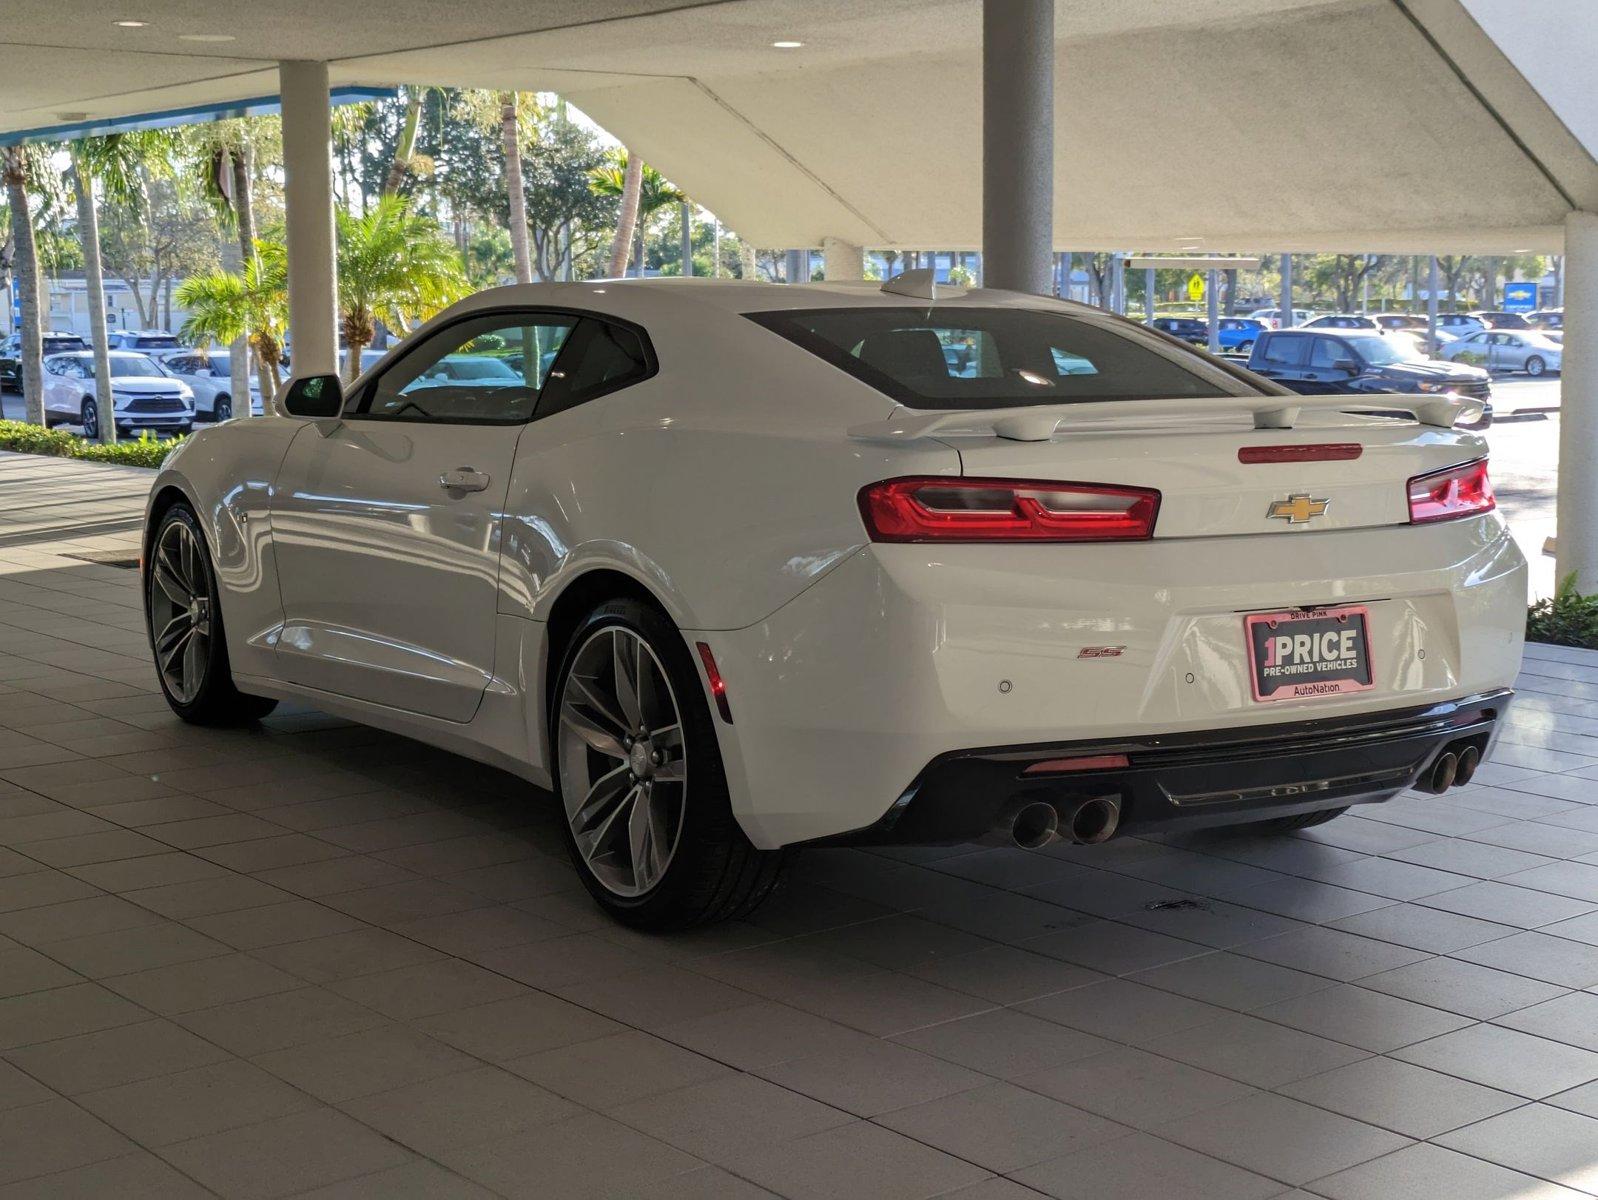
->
[
  {"left": 1244, "top": 806, "right": 1349, "bottom": 834},
  {"left": 550, "top": 598, "right": 786, "bottom": 929},
  {"left": 1525, "top": 356, "right": 1546, "bottom": 377},
  {"left": 214, "top": 395, "right": 232, "bottom": 422},
  {"left": 1237, "top": 340, "right": 1254, "bottom": 353},
  {"left": 80, "top": 398, "right": 99, "bottom": 441},
  {"left": 145, "top": 503, "right": 278, "bottom": 726}
]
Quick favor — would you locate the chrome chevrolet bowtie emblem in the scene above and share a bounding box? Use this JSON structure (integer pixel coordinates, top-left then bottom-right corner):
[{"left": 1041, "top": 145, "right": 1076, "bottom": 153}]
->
[{"left": 1267, "top": 494, "right": 1331, "bottom": 524}]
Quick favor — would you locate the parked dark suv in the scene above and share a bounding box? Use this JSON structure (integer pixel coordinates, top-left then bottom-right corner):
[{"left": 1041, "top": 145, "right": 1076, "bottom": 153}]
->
[
  {"left": 1246, "top": 329, "right": 1492, "bottom": 427},
  {"left": 1147, "top": 316, "right": 1208, "bottom": 345},
  {"left": 0, "top": 332, "right": 90, "bottom": 391}
]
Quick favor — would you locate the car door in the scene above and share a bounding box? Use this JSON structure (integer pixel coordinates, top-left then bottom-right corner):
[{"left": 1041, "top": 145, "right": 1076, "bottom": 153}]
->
[
  {"left": 1301, "top": 336, "right": 1351, "bottom": 393},
  {"left": 269, "top": 309, "right": 577, "bottom": 722},
  {"left": 1251, "top": 333, "right": 1310, "bottom": 384},
  {"left": 41, "top": 357, "right": 66, "bottom": 419}
]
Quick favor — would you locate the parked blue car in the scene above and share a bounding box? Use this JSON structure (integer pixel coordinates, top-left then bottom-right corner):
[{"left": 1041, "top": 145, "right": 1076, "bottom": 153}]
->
[{"left": 1216, "top": 317, "right": 1267, "bottom": 352}]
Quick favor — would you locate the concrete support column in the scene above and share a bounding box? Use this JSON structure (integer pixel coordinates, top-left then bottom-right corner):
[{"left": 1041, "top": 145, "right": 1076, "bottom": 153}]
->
[
  {"left": 680, "top": 201, "right": 693, "bottom": 276},
  {"left": 785, "top": 249, "right": 807, "bottom": 284},
  {"left": 981, "top": 0, "right": 1053, "bottom": 294},
  {"left": 279, "top": 61, "right": 338, "bottom": 380},
  {"left": 822, "top": 237, "right": 865, "bottom": 281},
  {"left": 1145, "top": 266, "right": 1157, "bottom": 320},
  {"left": 1558, "top": 212, "right": 1598, "bottom": 589},
  {"left": 1110, "top": 255, "right": 1126, "bottom": 315}
]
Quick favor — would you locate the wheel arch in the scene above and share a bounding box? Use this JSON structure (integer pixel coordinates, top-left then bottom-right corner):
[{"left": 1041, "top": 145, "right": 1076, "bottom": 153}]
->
[{"left": 541, "top": 567, "right": 676, "bottom": 726}]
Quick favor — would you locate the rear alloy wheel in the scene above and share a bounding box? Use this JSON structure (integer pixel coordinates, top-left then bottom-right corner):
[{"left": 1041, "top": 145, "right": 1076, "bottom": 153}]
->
[
  {"left": 1237, "top": 340, "right": 1254, "bottom": 353},
  {"left": 146, "top": 504, "right": 277, "bottom": 725},
  {"left": 553, "top": 599, "right": 785, "bottom": 928},
  {"left": 1525, "top": 355, "right": 1546, "bottom": 377},
  {"left": 1245, "top": 806, "right": 1349, "bottom": 834},
  {"left": 80, "top": 398, "right": 99, "bottom": 441},
  {"left": 214, "top": 395, "right": 232, "bottom": 422}
]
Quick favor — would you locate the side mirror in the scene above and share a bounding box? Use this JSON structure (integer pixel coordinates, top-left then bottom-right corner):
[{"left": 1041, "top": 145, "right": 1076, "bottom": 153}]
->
[
  {"left": 1333, "top": 358, "right": 1360, "bottom": 374},
  {"left": 282, "top": 373, "right": 344, "bottom": 418}
]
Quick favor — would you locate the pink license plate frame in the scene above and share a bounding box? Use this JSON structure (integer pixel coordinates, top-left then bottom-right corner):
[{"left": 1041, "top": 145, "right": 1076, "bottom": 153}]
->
[{"left": 1245, "top": 605, "right": 1375, "bottom": 703}]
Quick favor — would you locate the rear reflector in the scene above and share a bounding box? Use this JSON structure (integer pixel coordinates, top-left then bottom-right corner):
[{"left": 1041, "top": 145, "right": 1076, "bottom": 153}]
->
[
  {"left": 859, "top": 477, "right": 1160, "bottom": 543},
  {"left": 1239, "top": 443, "right": 1363, "bottom": 464},
  {"left": 1023, "top": 753, "right": 1131, "bottom": 775},
  {"left": 695, "top": 642, "right": 733, "bottom": 724},
  {"left": 1407, "top": 458, "right": 1494, "bottom": 524}
]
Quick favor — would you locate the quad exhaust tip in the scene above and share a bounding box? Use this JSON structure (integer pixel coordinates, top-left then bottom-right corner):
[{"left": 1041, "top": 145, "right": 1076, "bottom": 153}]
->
[{"left": 1455, "top": 745, "right": 1481, "bottom": 787}]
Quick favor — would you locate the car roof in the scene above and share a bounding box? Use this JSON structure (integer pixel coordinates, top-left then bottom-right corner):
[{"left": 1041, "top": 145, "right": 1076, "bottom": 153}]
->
[
  {"left": 48, "top": 348, "right": 154, "bottom": 359},
  {"left": 433, "top": 277, "right": 1126, "bottom": 319}
]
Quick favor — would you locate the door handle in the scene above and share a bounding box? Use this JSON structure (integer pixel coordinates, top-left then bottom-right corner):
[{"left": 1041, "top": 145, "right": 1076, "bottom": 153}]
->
[{"left": 439, "top": 467, "right": 490, "bottom": 493}]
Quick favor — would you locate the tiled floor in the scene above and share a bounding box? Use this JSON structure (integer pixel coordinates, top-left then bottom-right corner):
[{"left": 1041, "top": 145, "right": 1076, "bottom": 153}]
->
[{"left": 2, "top": 451, "right": 1598, "bottom": 1197}]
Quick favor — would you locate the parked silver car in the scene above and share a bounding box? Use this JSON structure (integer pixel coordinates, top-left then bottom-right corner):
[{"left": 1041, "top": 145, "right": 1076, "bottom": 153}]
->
[
  {"left": 1439, "top": 329, "right": 1562, "bottom": 376},
  {"left": 151, "top": 350, "right": 264, "bottom": 421}
]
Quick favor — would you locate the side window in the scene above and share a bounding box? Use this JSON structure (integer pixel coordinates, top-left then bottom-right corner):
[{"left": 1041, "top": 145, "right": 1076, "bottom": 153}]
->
[
  {"left": 1258, "top": 335, "right": 1308, "bottom": 368},
  {"left": 536, "top": 317, "right": 654, "bottom": 418},
  {"left": 360, "top": 312, "right": 576, "bottom": 425},
  {"left": 1309, "top": 338, "right": 1346, "bottom": 369}
]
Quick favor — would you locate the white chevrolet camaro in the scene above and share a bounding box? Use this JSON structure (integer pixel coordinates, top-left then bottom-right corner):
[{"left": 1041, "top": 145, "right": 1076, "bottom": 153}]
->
[{"left": 142, "top": 277, "right": 1526, "bottom": 927}]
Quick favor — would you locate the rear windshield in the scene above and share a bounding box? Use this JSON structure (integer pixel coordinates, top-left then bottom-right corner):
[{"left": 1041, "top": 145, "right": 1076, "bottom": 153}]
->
[{"left": 747, "top": 306, "right": 1237, "bottom": 409}]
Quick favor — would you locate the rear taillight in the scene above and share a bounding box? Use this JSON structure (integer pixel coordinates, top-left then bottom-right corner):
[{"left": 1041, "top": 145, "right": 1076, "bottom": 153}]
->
[
  {"left": 1407, "top": 458, "right": 1494, "bottom": 524},
  {"left": 859, "top": 477, "right": 1160, "bottom": 543}
]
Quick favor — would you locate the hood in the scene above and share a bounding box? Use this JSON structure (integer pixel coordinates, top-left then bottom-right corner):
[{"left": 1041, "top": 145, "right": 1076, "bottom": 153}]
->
[
  {"left": 109, "top": 377, "right": 191, "bottom": 397},
  {"left": 1374, "top": 360, "right": 1487, "bottom": 382}
]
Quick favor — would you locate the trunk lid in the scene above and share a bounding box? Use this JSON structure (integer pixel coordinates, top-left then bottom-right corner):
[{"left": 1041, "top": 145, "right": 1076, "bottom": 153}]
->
[{"left": 941, "top": 410, "right": 1488, "bottom": 539}]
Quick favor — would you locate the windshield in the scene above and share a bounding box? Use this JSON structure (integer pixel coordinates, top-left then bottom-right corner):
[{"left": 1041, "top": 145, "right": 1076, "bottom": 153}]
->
[
  {"left": 1343, "top": 336, "right": 1408, "bottom": 365},
  {"left": 100, "top": 356, "right": 165, "bottom": 379},
  {"left": 747, "top": 306, "right": 1239, "bottom": 409}
]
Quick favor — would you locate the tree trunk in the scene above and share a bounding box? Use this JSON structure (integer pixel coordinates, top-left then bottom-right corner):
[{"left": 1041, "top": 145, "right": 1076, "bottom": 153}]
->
[
  {"left": 1223, "top": 268, "right": 1237, "bottom": 317},
  {"left": 4, "top": 150, "right": 44, "bottom": 426},
  {"left": 71, "top": 156, "right": 117, "bottom": 443},
  {"left": 231, "top": 144, "right": 267, "bottom": 412},
  {"left": 738, "top": 239, "right": 756, "bottom": 281},
  {"left": 606, "top": 152, "right": 644, "bottom": 278},
  {"left": 383, "top": 88, "right": 424, "bottom": 197},
  {"left": 500, "top": 93, "right": 533, "bottom": 285}
]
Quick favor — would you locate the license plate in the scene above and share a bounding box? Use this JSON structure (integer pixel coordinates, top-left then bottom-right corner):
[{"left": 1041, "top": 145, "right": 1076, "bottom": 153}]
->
[{"left": 1245, "top": 606, "right": 1374, "bottom": 703}]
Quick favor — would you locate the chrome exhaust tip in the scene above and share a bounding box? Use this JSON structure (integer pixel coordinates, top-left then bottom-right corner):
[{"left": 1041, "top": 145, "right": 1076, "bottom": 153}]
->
[
  {"left": 1454, "top": 744, "right": 1481, "bottom": 787},
  {"left": 1419, "top": 751, "right": 1459, "bottom": 795},
  {"left": 1061, "top": 796, "right": 1121, "bottom": 845},
  {"left": 1009, "top": 801, "right": 1060, "bottom": 849}
]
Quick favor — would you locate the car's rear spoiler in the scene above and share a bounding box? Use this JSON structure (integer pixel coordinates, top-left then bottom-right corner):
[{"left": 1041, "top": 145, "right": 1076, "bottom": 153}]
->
[{"left": 846, "top": 394, "right": 1483, "bottom": 443}]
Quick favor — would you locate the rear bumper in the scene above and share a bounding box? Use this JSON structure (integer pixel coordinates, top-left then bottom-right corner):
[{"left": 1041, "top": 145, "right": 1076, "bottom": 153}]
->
[{"left": 808, "top": 688, "right": 1509, "bottom": 845}]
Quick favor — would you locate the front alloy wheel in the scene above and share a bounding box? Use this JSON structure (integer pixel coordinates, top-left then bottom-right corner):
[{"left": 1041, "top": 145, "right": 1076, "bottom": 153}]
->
[
  {"left": 214, "top": 395, "right": 232, "bottom": 422},
  {"left": 145, "top": 504, "right": 277, "bottom": 725},
  {"left": 551, "top": 600, "right": 785, "bottom": 928},
  {"left": 558, "top": 625, "right": 687, "bottom": 898},
  {"left": 1525, "top": 356, "right": 1546, "bottom": 377},
  {"left": 80, "top": 398, "right": 99, "bottom": 441},
  {"left": 149, "top": 518, "right": 213, "bottom": 705}
]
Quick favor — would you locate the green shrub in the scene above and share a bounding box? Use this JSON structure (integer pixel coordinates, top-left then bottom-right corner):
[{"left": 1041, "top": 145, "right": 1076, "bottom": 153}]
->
[
  {"left": 1527, "top": 573, "right": 1598, "bottom": 648},
  {"left": 0, "top": 421, "right": 182, "bottom": 470}
]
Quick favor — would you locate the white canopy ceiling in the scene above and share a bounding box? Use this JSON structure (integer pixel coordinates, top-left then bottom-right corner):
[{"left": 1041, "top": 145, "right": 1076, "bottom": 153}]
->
[{"left": 3, "top": 0, "right": 1593, "bottom": 253}]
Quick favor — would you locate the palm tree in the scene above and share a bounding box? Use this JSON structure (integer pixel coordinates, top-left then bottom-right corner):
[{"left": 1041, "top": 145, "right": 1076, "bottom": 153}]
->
[
  {"left": 69, "top": 130, "right": 174, "bottom": 442},
  {"left": 189, "top": 118, "right": 277, "bottom": 407},
  {"left": 456, "top": 90, "right": 538, "bottom": 284},
  {"left": 382, "top": 86, "right": 430, "bottom": 197},
  {"left": 2, "top": 145, "right": 50, "bottom": 426},
  {"left": 335, "top": 197, "right": 467, "bottom": 379},
  {"left": 591, "top": 153, "right": 684, "bottom": 278},
  {"left": 600, "top": 152, "right": 643, "bottom": 277},
  {"left": 176, "top": 243, "right": 289, "bottom": 399}
]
